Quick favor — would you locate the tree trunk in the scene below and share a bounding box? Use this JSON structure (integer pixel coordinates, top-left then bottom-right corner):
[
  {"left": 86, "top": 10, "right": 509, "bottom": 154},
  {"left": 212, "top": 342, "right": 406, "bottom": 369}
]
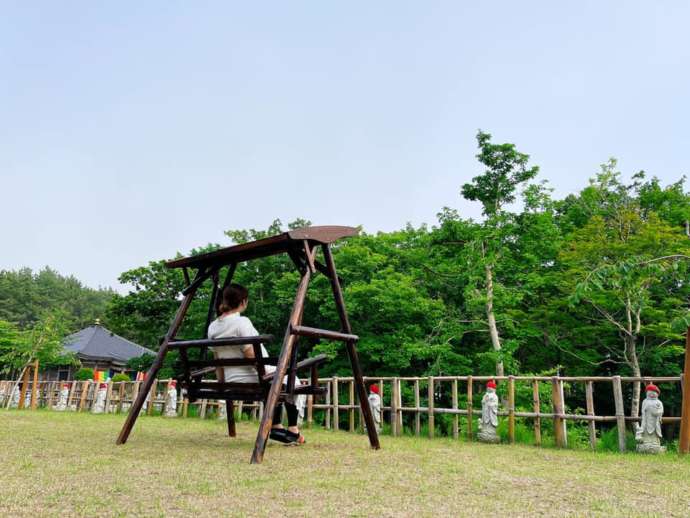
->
[
  {"left": 627, "top": 335, "right": 642, "bottom": 418},
  {"left": 485, "top": 263, "right": 504, "bottom": 377}
]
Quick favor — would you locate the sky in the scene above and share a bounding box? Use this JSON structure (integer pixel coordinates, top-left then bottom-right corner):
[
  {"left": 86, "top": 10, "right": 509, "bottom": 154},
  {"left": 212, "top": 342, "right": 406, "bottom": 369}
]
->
[{"left": 1, "top": 1, "right": 689, "bottom": 291}]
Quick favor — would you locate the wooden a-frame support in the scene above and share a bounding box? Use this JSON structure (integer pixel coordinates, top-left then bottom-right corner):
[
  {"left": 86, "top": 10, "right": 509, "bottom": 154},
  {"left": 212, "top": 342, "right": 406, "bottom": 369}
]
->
[{"left": 116, "top": 237, "right": 380, "bottom": 463}]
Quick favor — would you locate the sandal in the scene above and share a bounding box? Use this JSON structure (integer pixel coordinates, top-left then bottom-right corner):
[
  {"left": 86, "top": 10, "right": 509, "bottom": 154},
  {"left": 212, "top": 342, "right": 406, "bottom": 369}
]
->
[
  {"left": 269, "top": 428, "right": 291, "bottom": 443},
  {"left": 284, "top": 430, "right": 306, "bottom": 445}
]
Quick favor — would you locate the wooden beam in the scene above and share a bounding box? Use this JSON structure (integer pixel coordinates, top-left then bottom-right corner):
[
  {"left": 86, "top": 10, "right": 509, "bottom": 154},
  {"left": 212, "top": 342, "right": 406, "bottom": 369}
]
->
[
  {"left": 290, "top": 325, "right": 358, "bottom": 343},
  {"left": 680, "top": 327, "right": 690, "bottom": 454},
  {"left": 322, "top": 244, "right": 380, "bottom": 450},
  {"left": 116, "top": 272, "right": 203, "bottom": 445},
  {"left": 612, "top": 376, "right": 626, "bottom": 453},
  {"left": 585, "top": 381, "right": 596, "bottom": 450},
  {"left": 250, "top": 268, "right": 311, "bottom": 464},
  {"left": 532, "top": 379, "right": 541, "bottom": 447}
]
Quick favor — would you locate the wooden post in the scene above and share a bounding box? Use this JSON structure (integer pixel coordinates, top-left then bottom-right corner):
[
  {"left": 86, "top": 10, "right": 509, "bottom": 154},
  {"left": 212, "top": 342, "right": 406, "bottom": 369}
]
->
[
  {"left": 508, "top": 375, "right": 515, "bottom": 444},
  {"left": 182, "top": 396, "right": 189, "bottom": 418},
  {"left": 349, "top": 380, "right": 355, "bottom": 433},
  {"left": 396, "top": 378, "right": 403, "bottom": 432},
  {"left": 551, "top": 377, "right": 565, "bottom": 448},
  {"left": 307, "top": 394, "right": 314, "bottom": 429},
  {"left": 117, "top": 383, "right": 125, "bottom": 413},
  {"left": 17, "top": 366, "right": 30, "bottom": 409},
  {"left": 414, "top": 379, "right": 421, "bottom": 436},
  {"left": 612, "top": 375, "right": 626, "bottom": 453},
  {"left": 391, "top": 377, "right": 399, "bottom": 437},
  {"left": 532, "top": 379, "right": 541, "bottom": 447},
  {"left": 333, "top": 376, "right": 340, "bottom": 431},
  {"left": 252, "top": 266, "right": 312, "bottom": 464},
  {"left": 78, "top": 381, "right": 90, "bottom": 411},
  {"left": 428, "top": 376, "right": 435, "bottom": 439},
  {"left": 30, "top": 360, "right": 39, "bottom": 410},
  {"left": 467, "top": 375, "right": 473, "bottom": 441},
  {"left": 200, "top": 399, "right": 208, "bottom": 419},
  {"left": 679, "top": 327, "right": 690, "bottom": 454},
  {"left": 321, "top": 244, "right": 380, "bottom": 450},
  {"left": 585, "top": 381, "right": 597, "bottom": 450},
  {"left": 47, "top": 381, "right": 55, "bottom": 409},
  {"left": 325, "top": 380, "right": 331, "bottom": 429},
  {"left": 452, "top": 379, "right": 459, "bottom": 440}
]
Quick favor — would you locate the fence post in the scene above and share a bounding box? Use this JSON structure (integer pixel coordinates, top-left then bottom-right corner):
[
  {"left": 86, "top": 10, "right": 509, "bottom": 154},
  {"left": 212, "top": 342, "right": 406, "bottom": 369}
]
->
[
  {"left": 679, "top": 327, "right": 690, "bottom": 454},
  {"left": 333, "top": 377, "right": 339, "bottom": 431},
  {"left": 585, "top": 381, "right": 597, "bottom": 450},
  {"left": 391, "top": 377, "right": 399, "bottom": 436},
  {"left": 325, "top": 380, "right": 331, "bottom": 429},
  {"left": 307, "top": 394, "right": 313, "bottom": 429},
  {"left": 67, "top": 380, "right": 77, "bottom": 410},
  {"left": 414, "top": 379, "right": 421, "bottom": 436},
  {"left": 147, "top": 380, "right": 157, "bottom": 416},
  {"left": 349, "top": 380, "right": 355, "bottom": 433},
  {"left": 78, "top": 381, "right": 90, "bottom": 411},
  {"left": 428, "top": 376, "right": 435, "bottom": 439},
  {"left": 30, "top": 360, "right": 39, "bottom": 410},
  {"left": 17, "top": 367, "right": 30, "bottom": 410},
  {"left": 508, "top": 375, "right": 515, "bottom": 444},
  {"left": 452, "top": 378, "right": 459, "bottom": 440},
  {"left": 467, "top": 375, "right": 473, "bottom": 441},
  {"left": 117, "top": 383, "right": 125, "bottom": 413},
  {"left": 551, "top": 377, "right": 565, "bottom": 448},
  {"left": 105, "top": 380, "right": 114, "bottom": 414},
  {"left": 532, "top": 379, "right": 541, "bottom": 447},
  {"left": 612, "top": 375, "right": 626, "bottom": 453},
  {"left": 47, "top": 381, "right": 55, "bottom": 409}
]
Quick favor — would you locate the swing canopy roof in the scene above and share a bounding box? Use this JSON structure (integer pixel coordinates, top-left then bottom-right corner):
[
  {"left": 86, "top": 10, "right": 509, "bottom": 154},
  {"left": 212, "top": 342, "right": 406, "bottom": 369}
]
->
[{"left": 165, "top": 225, "right": 358, "bottom": 269}]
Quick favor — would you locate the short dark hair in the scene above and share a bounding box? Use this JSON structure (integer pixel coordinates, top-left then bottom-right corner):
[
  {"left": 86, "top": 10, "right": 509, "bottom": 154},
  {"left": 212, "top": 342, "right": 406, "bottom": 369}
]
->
[{"left": 218, "top": 283, "right": 249, "bottom": 314}]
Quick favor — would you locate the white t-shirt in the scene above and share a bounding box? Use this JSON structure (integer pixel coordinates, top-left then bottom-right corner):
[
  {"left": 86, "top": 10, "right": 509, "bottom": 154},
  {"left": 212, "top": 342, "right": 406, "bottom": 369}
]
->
[{"left": 207, "top": 312, "right": 274, "bottom": 383}]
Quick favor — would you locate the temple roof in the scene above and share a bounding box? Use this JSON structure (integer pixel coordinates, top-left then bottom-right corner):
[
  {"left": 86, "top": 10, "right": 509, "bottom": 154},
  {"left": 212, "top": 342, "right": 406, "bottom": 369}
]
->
[{"left": 63, "top": 324, "right": 153, "bottom": 365}]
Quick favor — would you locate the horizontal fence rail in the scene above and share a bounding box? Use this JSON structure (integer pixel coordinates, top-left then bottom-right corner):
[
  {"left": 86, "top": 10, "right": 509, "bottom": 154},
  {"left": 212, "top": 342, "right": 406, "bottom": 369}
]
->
[{"left": 0, "top": 374, "right": 685, "bottom": 452}]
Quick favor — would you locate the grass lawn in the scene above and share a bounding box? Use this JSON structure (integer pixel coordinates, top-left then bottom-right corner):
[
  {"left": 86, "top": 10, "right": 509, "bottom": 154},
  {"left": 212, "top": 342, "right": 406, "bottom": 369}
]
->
[{"left": 2, "top": 410, "right": 690, "bottom": 517}]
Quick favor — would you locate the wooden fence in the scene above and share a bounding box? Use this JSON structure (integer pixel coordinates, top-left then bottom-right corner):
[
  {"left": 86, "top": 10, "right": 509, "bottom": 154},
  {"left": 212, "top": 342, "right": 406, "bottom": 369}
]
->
[{"left": 1, "top": 374, "right": 685, "bottom": 453}]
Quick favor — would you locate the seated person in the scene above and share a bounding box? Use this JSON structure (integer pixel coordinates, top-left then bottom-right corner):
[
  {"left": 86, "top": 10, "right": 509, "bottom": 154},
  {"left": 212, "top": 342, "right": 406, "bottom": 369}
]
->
[{"left": 208, "top": 283, "right": 305, "bottom": 445}]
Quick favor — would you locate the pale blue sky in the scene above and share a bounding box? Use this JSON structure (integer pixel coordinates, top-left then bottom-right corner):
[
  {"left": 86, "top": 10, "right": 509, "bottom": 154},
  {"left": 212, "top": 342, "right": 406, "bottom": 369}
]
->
[{"left": 1, "top": 1, "right": 689, "bottom": 290}]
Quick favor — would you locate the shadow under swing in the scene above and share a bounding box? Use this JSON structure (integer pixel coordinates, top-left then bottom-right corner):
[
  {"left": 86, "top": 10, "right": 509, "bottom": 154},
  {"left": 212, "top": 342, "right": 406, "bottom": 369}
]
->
[{"left": 115, "top": 225, "right": 381, "bottom": 463}]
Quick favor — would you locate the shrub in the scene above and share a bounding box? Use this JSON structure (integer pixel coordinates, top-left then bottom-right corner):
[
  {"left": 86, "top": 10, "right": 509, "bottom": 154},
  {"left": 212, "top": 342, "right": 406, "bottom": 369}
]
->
[
  {"left": 598, "top": 426, "right": 636, "bottom": 452},
  {"left": 74, "top": 367, "right": 94, "bottom": 381},
  {"left": 111, "top": 373, "right": 130, "bottom": 383}
]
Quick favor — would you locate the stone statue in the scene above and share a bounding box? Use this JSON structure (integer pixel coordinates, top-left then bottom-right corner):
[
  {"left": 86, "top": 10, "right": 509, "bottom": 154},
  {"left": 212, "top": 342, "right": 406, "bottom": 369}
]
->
[
  {"left": 367, "top": 384, "right": 382, "bottom": 432},
  {"left": 92, "top": 382, "right": 108, "bottom": 414},
  {"left": 478, "top": 380, "right": 500, "bottom": 443},
  {"left": 165, "top": 380, "right": 178, "bottom": 417},
  {"left": 55, "top": 383, "right": 70, "bottom": 411},
  {"left": 635, "top": 383, "right": 665, "bottom": 454},
  {"left": 217, "top": 399, "right": 226, "bottom": 420}
]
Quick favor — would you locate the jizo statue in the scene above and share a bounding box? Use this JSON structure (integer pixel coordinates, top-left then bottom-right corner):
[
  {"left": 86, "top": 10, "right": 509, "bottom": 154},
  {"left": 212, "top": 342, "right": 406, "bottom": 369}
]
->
[
  {"left": 478, "top": 380, "right": 500, "bottom": 443},
  {"left": 165, "top": 380, "right": 178, "bottom": 417},
  {"left": 635, "top": 383, "right": 665, "bottom": 454}
]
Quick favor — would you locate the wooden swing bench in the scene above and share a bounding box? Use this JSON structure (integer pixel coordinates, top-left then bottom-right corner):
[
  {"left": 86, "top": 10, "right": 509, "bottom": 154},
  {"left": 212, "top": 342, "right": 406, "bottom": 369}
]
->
[{"left": 115, "top": 225, "right": 380, "bottom": 464}]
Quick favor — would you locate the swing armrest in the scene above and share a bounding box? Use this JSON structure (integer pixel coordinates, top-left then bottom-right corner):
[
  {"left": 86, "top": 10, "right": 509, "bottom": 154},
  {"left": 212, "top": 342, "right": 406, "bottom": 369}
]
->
[{"left": 262, "top": 354, "right": 328, "bottom": 381}]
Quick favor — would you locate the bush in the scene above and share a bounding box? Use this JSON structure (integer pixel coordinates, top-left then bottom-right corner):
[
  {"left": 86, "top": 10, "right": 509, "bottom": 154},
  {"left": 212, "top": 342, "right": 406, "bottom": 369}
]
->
[
  {"left": 598, "top": 426, "right": 637, "bottom": 452},
  {"left": 111, "top": 373, "right": 130, "bottom": 383},
  {"left": 74, "top": 367, "right": 94, "bottom": 381}
]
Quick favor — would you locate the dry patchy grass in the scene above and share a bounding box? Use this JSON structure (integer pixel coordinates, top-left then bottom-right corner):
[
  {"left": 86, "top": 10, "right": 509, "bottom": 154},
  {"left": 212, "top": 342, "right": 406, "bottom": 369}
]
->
[{"left": 1, "top": 410, "right": 690, "bottom": 517}]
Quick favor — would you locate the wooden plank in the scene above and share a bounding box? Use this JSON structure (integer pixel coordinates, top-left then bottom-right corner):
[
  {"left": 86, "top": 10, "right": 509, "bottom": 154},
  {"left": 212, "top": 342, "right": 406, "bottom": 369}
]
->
[
  {"left": 414, "top": 379, "right": 421, "bottom": 436},
  {"left": 47, "top": 381, "right": 55, "bottom": 409},
  {"left": 182, "top": 397, "right": 189, "bottom": 418},
  {"left": 67, "top": 380, "right": 77, "bottom": 410},
  {"left": 585, "top": 381, "right": 596, "bottom": 450},
  {"left": 532, "top": 379, "right": 541, "bottom": 447},
  {"left": 391, "top": 377, "right": 399, "bottom": 436},
  {"left": 680, "top": 327, "right": 690, "bottom": 454},
  {"left": 452, "top": 379, "right": 459, "bottom": 440},
  {"left": 117, "top": 382, "right": 125, "bottom": 413},
  {"left": 200, "top": 399, "right": 208, "bottom": 419},
  {"left": 307, "top": 394, "right": 314, "bottom": 429},
  {"left": 30, "top": 360, "right": 39, "bottom": 410},
  {"left": 508, "top": 375, "right": 515, "bottom": 444},
  {"left": 290, "top": 325, "right": 358, "bottom": 343},
  {"left": 551, "top": 377, "right": 565, "bottom": 448},
  {"left": 428, "top": 376, "right": 435, "bottom": 439},
  {"left": 612, "top": 375, "right": 626, "bottom": 453}
]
